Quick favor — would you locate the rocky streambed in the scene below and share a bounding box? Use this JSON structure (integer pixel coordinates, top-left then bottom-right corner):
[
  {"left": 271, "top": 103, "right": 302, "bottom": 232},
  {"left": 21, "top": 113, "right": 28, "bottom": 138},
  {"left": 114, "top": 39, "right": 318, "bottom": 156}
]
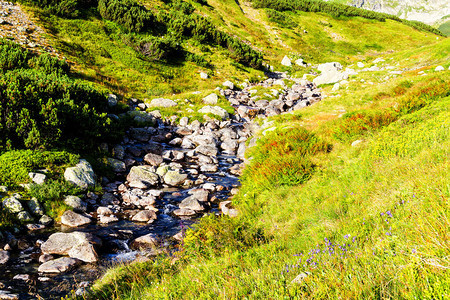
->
[{"left": 0, "top": 73, "right": 322, "bottom": 300}]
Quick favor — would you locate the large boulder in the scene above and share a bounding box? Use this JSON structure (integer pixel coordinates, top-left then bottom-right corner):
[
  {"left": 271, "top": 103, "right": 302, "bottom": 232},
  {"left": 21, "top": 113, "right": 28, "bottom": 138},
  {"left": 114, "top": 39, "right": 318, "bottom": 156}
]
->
[
  {"left": 60, "top": 210, "right": 92, "bottom": 227},
  {"left": 64, "top": 159, "right": 96, "bottom": 190},
  {"left": 127, "top": 166, "right": 159, "bottom": 187},
  {"left": 149, "top": 98, "right": 177, "bottom": 108},
  {"left": 41, "top": 232, "right": 101, "bottom": 263},
  {"left": 38, "top": 257, "right": 81, "bottom": 274},
  {"left": 2, "top": 197, "right": 23, "bottom": 213},
  {"left": 198, "top": 106, "right": 229, "bottom": 120}
]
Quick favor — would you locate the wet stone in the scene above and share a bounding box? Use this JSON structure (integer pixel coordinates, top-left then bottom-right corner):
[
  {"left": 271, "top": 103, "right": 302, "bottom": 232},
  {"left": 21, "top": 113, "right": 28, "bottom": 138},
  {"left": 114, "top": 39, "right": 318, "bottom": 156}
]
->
[{"left": 38, "top": 257, "right": 81, "bottom": 274}]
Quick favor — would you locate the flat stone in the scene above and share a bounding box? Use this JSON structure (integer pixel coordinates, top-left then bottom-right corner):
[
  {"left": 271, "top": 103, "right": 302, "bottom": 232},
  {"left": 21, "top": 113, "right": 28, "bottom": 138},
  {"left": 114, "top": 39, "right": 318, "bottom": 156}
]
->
[
  {"left": 39, "top": 254, "right": 54, "bottom": 264},
  {"left": 173, "top": 208, "right": 196, "bottom": 216},
  {"left": 200, "top": 164, "right": 218, "bottom": 173},
  {"left": 38, "top": 257, "right": 80, "bottom": 274},
  {"left": 0, "top": 290, "right": 19, "bottom": 300},
  {"left": 61, "top": 211, "right": 92, "bottom": 227},
  {"left": 149, "top": 98, "right": 177, "bottom": 108}
]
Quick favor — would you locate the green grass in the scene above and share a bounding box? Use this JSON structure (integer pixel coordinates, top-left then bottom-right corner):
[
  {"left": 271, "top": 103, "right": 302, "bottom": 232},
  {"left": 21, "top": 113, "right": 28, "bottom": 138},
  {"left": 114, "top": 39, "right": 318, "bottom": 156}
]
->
[
  {"left": 438, "top": 20, "right": 450, "bottom": 36},
  {"left": 88, "top": 35, "right": 450, "bottom": 300}
]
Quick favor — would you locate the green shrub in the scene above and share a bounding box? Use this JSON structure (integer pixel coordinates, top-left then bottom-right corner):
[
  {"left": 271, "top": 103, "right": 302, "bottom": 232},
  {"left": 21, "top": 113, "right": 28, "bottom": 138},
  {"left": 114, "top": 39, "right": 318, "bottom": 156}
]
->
[
  {"left": 0, "top": 69, "right": 119, "bottom": 151},
  {"left": 28, "top": 53, "right": 71, "bottom": 75},
  {"left": 98, "top": 0, "right": 156, "bottom": 32},
  {"left": 0, "top": 150, "right": 79, "bottom": 187},
  {"left": 0, "top": 40, "right": 30, "bottom": 71},
  {"left": 18, "top": 0, "right": 98, "bottom": 18}
]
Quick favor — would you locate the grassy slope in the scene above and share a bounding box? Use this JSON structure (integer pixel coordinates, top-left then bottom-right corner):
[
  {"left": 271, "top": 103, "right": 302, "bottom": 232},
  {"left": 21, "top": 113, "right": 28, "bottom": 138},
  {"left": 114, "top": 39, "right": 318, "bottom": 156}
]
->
[
  {"left": 21, "top": 1, "right": 440, "bottom": 101},
  {"left": 88, "top": 33, "right": 450, "bottom": 300}
]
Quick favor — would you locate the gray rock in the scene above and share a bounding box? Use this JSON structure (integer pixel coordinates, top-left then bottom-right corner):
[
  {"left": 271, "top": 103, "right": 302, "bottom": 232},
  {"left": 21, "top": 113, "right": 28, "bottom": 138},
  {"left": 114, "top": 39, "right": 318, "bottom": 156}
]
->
[
  {"left": 130, "top": 233, "right": 158, "bottom": 250},
  {"left": 0, "top": 250, "right": 9, "bottom": 264},
  {"left": 64, "top": 159, "right": 96, "bottom": 190},
  {"left": 144, "top": 153, "right": 164, "bottom": 166},
  {"left": 64, "top": 196, "right": 87, "bottom": 213},
  {"left": 26, "top": 197, "right": 44, "bottom": 215},
  {"left": 187, "top": 188, "right": 209, "bottom": 202},
  {"left": 2, "top": 198, "right": 23, "bottom": 213},
  {"left": 203, "top": 93, "right": 218, "bottom": 105},
  {"left": 223, "top": 80, "right": 234, "bottom": 90},
  {"left": 108, "top": 94, "right": 118, "bottom": 107},
  {"left": 435, "top": 65, "right": 444, "bottom": 71},
  {"left": 200, "top": 164, "right": 218, "bottom": 173},
  {"left": 41, "top": 232, "right": 101, "bottom": 263},
  {"left": 17, "top": 211, "right": 33, "bottom": 222},
  {"left": 38, "top": 257, "right": 80, "bottom": 274},
  {"left": 39, "top": 254, "right": 54, "bottom": 264},
  {"left": 60, "top": 211, "right": 92, "bottom": 227},
  {"left": 163, "top": 170, "right": 188, "bottom": 186},
  {"left": 179, "top": 196, "right": 205, "bottom": 211},
  {"left": 179, "top": 117, "right": 189, "bottom": 127},
  {"left": 149, "top": 98, "right": 177, "bottom": 108},
  {"left": 39, "top": 215, "right": 53, "bottom": 226},
  {"left": 13, "top": 274, "right": 29, "bottom": 281},
  {"left": 281, "top": 56, "right": 291, "bottom": 67},
  {"left": 29, "top": 172, "right": 46, "bottom": 184},
  {"left": 107, "top": 158, "right": 126, "bottom": 173},
  {"left": 195, "top": 144, "right": 218, "bottom": 157},
  {"left": 131, "top": 210, "right": 157, "bottom": 223},
  {"left": 26, "top": 224, "right": 45, "bottom": 231},
  {"left": 127, "top": 166, "right": 159, "bottom": 187},
  {"left": 97, "top": 206, "right": 113, "bottom": 215},
  {"left": 99, "top": 215, "right": 119, "bottom": 224},
  {"left": 198, "top": 106, "right": 229, "bottom": 119},
  {"left": 112, "top": 145, "right": 125, "bottom": 160}
]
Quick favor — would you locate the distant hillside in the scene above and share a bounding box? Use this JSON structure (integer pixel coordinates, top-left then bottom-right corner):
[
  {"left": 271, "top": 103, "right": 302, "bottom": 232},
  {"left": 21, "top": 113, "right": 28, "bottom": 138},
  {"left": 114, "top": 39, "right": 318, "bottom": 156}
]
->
[{"left": 348, "top": 0, "right": 450, "bottom": 25}]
